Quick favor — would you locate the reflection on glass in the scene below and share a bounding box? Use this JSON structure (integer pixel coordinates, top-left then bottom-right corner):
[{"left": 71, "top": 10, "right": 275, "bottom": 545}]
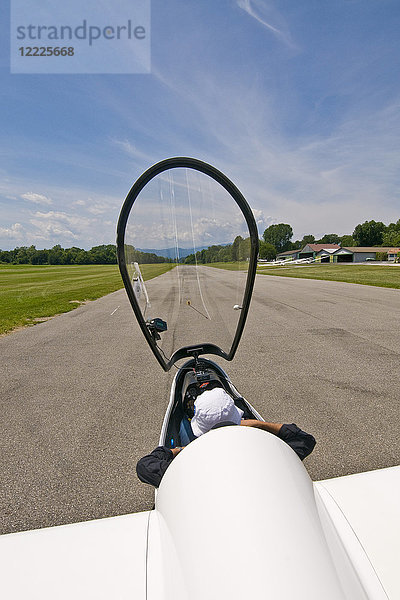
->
[{"left": 123, "top": 167, "right": 251, "bottom": 362}]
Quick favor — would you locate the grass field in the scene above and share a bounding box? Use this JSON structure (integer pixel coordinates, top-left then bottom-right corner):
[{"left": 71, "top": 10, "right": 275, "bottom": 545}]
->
[
  {"left": 207, "top": 261, "right": 400, "bottom": 289},
  {"left": 256, "top": 263, "right": 400, "bottom": 289},
  {"left": 0, "top": 263, "right": 174, "bottom": 335},
  {"left": 206, "top": 261, "right": 249, "bottom": 271}
]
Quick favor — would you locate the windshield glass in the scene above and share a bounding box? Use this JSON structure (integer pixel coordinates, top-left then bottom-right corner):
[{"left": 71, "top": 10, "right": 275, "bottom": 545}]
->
[{"left": 121, "top": 163, "right": 256, "bottom": 367}]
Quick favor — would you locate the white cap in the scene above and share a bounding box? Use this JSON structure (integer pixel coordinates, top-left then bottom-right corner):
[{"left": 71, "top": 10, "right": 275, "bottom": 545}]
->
[{"left": 191, "top": 388, "right": 244, "bottom": 437}]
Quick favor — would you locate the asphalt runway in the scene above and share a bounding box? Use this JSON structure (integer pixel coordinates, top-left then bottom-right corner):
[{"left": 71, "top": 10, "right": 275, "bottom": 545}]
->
[{"left": 1, "top": 268, "right": 400, "bottom": 534}]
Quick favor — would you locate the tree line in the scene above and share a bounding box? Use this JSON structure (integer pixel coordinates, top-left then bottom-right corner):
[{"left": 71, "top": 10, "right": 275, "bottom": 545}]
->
[
  {"left": 185, "top": 218, "right": 400, "bottom": 264},
  {"left": 259, "top": 219, "right": 400, "bottom": 260},
  {"left": 0, "top": 244, "right": 172, "bottom": 265},
  {"left": 184, "top": 236, "right": 251, "bottom": 264},
  {"left": 2, "top": 218, "right": 399, "bottom": 266}
]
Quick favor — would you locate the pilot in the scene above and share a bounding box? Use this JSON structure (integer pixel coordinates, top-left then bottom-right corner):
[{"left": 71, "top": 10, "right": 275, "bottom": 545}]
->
[{"left": 136, "top": 386, "right": 316, "bottom": 488}]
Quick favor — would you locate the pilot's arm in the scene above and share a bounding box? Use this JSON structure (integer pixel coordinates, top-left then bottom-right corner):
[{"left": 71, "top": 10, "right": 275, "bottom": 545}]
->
[
  {"left": 241, "top": 420, "right": 316, "bottom": 460},
  {"left": 136, "top": 446, "right": 183, "bottom": 488},
  {"left": 240, "top": 420, "right": 283, "bottom": 435},
  {"left": 136, "top": 423, "right": 316, "bottom": 488}
]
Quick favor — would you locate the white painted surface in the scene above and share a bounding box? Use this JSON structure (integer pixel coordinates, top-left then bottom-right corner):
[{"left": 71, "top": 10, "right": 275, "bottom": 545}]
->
[
  {"left": 316, "top": 466, "right": 400, "bottom": 600},
  {"left": 153, "top": 426, "right": 352, "bottom": 600},
  {"left": 314, "top": 486, "right": 386, "bottom": 599},
  {"left": 2, "top": 429, "right": 398, "bottom": 600},
  {"left": 0, "top": 511, "right": 150, "bottom": 600}
]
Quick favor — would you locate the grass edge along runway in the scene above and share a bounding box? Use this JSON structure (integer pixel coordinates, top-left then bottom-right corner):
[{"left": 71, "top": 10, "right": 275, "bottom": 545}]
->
[
  {"left": 0, "top": 263, "right": 174, "bottom": 336},
  {"left": 208, "top": 261, "right": 400, "bottom": 290},
  {"left": 256, "top": 263, "right": 400, "bottom": 289},
  {"left": 3, "top": 262, "right": 399, "bottom": 336}
]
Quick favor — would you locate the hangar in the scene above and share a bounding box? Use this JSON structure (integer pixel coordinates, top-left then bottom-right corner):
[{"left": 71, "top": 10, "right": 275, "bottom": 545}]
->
[
  {"left": 388, "top": 248, "right": 400, "bottom": 262},
  {"left": 276, "top": 245, "right": 400, "bottom": 263},
  {"left": 317, "top": 247, "right": 353, "bottom": 263},
  {"left": 338, "top": 247, "right": 398, "bottom": 263},
  {"left": 298, "top": 244, "right": 340, "bottom": 260},
  {"left": 274, "top": 248, "right": 301, "bottom": 261}
]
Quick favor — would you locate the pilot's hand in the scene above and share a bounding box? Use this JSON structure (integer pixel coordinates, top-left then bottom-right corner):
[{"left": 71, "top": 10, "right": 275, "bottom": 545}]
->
[{"left": 171, "top": 446, "right": 184, "bottom": 457}]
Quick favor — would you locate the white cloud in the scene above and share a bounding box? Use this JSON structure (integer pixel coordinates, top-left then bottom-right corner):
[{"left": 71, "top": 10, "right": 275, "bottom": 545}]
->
[
  {"left": 150, "top": 58, "right": 400, "bottom": 240},
  {"left": 126, "top": 206, "right": 254, "bottom": 249},
  {"left": 87, "top": 201, "right": 109, "bottom": 215},
  {"left": 21, "top": 192, "right": 52, "bottom": 205},
  {"left": 251, "top": 208, "right": 272, "bottom": 236},
  {"left": 0, "top": 222, "right": 24, "bottom": 241},
  {"left": 29, "top": 211, "right": 82, "bottom": 242},
  {"left": 236, "top": 0, "right": 295, "bottom": 48},
  {"left": 0, "top": 173, "right": 124, "bottom": 249},
  {"left": 112, "top": 139, "right": 154, "bottom": 164},
  {"left": 1, "top": 4, "right": 399, "bottom": 251},
  {"left": 30, "top": 210, "right": 94, "bottom": 230}
]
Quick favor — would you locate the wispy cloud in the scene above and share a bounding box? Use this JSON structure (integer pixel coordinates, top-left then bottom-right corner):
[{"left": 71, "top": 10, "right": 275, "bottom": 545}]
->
[
  {"left": 1, "top": 2, "right": 399, "bottom": 250},
  {"left": 149, "top": 60, "right": 400, "bottom": 239},
  {"left": 87, "top": 200, "right": 109, "bottom": 215},
  {"left": 21, "top": 192, "right": 53, "bottom": 206},
  {"left": 236, "top": 0, "right": 295, "bottom": 48},
  {"left": 112, "top": 139, "right": 154, "bottom": 165}
]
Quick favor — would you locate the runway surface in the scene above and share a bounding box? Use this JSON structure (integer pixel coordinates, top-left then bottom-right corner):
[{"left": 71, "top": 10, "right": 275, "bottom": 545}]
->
[{"left": 1, "top": 268, "right": 400, "bottom": 534}]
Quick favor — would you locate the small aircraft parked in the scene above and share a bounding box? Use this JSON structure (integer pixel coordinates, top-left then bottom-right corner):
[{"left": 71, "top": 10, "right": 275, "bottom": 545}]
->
[{"left": 1, "top": 158, "right": 399, "bottom": 599}]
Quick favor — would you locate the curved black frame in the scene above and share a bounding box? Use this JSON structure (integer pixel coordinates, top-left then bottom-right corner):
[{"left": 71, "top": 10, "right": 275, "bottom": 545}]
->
[{"left": 116, "top": 157, "right": 259, "bottom": 371}]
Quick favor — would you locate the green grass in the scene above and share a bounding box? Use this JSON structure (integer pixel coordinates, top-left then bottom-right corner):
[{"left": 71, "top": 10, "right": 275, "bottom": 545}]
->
[
  {"left": 204, "top": 261, "right": 249, "bottom": 271},
  {"left": 0, "top": 263, "right": 174, "bottom": 335},
  {"left": 256, "top": 263, "right": 400, "bottom": 289}
]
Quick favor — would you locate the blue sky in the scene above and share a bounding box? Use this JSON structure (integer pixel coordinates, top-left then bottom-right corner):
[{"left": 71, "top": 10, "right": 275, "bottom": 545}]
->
[{"left": 1, "top": 0, "right": 399, "bottom": 250}]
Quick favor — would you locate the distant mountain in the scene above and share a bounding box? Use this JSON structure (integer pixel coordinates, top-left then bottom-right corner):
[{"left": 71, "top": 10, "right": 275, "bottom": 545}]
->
[{"left": 137, "top": 246, "right": 211, "bottom": 259}]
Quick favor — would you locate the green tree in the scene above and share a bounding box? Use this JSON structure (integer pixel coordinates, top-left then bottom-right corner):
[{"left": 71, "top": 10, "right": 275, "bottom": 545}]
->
[
  {"left": 34, "top": 249, "right": 49, "bottom": 264},
  {"left": 0, "top": 243, "right": 120, "bottom": 265},
  {"left": 340, "top": 235, "right": 355, "bottom": 247},
  {"left": 89, "top": 244, "right": 117, "bottom": 264},
  {"left": 383, "top": 230, "right": 400, "bottom": 247},
  {"left": 238, "top": 237, "right": 251, "bottom": 261},
  {"left": 48, "top": 244, "right": 64, "bottom": 264},
  {"left": 382, "top": 219, "right": 400, "bottom": 246},
  {"left": 231, "top": 236, "right": 244, "bottom": 262},
  {"left": 197, "top": 249, "right": 206, "bottom": 264},
  {"left": 376, "top": 252, "right": 388, "bottom": 261},
  {"left": 0, "top": 250, "right": 11, "bottom": 263},
  {"left": 386, "top": 219, "right": 400, "bottom": 232},
  {"left": 74, "top": 250, "right": 90, "bottom": 264},
  {"left": 262, "top": 224, "right": 293, "bottom": 253},
  {"left": 217, "top": 245, "right": 232, "bottom": 262},
  {"left": 301, "top": 235, "right": 315, "bottom": 247},
  {"left": 259, "top": 241, "right": 276, "bottom": 260},
  {"left": 15, "top": 246, "right": 29, "bottom": 264},
  {"left": 317, "top": 233, "right": 340, "bottom": 244},
  {"left": 353, "top": 220, "right": 386, "bottom": 246},
  {"left": 185, "top": 253, "right": 195, "bottom": 264},
  {"left": 26, "top": 245, "right": 37, "bottom": 263}
]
